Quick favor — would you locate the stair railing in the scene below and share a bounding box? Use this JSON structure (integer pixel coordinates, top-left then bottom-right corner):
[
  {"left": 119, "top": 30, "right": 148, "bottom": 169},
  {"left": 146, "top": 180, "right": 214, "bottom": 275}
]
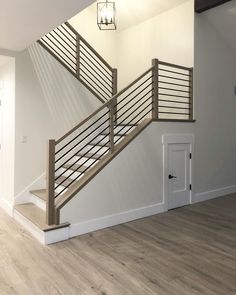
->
[
  {"left": 38, "top": 22, "right": 117, "bottom": 103},
  {"left": 46, "top": 59, "right": 193, "bottom": 225}
]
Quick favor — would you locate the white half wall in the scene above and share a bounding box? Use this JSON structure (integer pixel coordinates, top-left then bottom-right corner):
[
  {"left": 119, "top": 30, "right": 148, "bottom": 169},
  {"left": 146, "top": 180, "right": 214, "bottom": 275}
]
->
[{"left": 14, "top": 43, "right": 102, "bottom": 196}]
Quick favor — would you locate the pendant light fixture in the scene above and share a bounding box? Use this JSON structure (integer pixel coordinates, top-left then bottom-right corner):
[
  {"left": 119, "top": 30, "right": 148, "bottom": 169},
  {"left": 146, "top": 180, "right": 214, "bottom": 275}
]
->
[{"left": 97, "top": 0, "right": 117, "bottom": 30}]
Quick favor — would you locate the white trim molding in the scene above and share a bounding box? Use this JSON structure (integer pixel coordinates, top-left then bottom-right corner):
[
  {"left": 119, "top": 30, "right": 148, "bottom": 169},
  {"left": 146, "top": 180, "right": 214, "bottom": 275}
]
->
[
  {"left": 162, "top": 134, "right": 195, "bottom": 210},
  {"left": 69, "top": 202, "right": 166, "bottom": 238},
  {"left": 193, "top": 184, "right": 236, "bottom": 203}
]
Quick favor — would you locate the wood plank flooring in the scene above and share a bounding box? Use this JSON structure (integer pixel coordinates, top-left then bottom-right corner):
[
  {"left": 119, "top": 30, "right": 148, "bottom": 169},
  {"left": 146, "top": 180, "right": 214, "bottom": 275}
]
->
[{"left": 0, "top": 194, "right": 235, "bottom": 294}]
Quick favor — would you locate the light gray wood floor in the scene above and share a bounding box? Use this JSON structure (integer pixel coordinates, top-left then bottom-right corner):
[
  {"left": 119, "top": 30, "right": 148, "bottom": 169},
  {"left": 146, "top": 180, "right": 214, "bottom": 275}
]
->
[{"left": 0, "top": 194, "right": 235, "bottom": 294}]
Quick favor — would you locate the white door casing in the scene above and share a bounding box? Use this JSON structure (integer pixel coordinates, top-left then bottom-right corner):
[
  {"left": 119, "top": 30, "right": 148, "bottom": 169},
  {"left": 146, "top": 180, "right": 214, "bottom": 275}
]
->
[{"left": 162, "top": 134, "right": 194, "bottom": 210}]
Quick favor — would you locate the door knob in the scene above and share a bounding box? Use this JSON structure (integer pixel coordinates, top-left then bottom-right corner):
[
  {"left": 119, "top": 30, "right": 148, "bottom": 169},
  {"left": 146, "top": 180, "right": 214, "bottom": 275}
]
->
[{"left": 168, "top": 174, "right": 177, "bottom": 179}]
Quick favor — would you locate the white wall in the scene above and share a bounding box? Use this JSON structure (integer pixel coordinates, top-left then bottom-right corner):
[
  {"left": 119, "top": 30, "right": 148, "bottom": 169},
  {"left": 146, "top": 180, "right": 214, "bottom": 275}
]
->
[
  {"left": 194, "top": 13, "right": 236, "bottom": 194},
  {"left": 14, "top": 43, "right": 102, "bottom": 195},
  {"left": 0, "top": 58, "right": 15, "bottom": 207},
  {"left": 116, "top": 0, "right": 194, "bottom": 88}
]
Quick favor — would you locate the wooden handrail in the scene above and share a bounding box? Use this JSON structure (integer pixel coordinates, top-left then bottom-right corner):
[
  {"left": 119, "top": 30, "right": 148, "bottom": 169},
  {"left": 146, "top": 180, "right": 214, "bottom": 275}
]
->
[{"left": 46, "top": 140, "right": 56, "bottom": 225}]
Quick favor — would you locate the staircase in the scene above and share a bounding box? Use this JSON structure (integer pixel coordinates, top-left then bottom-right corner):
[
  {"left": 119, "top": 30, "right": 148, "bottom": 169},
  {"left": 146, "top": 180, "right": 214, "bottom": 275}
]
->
[{"left": 14, "top": 22, "right": 194, "bottom": 244}]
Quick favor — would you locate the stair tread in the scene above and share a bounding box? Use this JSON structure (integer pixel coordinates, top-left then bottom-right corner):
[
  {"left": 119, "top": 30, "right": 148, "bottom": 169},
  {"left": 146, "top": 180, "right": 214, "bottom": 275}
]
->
[
  {"left": 63, "top": 164, "right": 87, "bottom": 172},
  {"left": 90, "top": 142, "right": 110, "bottom": 147},
  {"left": 14, "top": 203, "right": 69, "bottom": 232},
  {"left": 76, "top": 152, "right": 102, "bottom": 160},
  {"left": 55, "top": 175, "right": 77, "bottom": 187},
  {"left": 30, "top": 189, "right": 47, "bottom": 201}
]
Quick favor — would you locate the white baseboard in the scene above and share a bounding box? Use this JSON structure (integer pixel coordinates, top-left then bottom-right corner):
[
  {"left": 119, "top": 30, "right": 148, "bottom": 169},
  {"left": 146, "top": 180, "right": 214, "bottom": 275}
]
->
[
  {"left": 192, "top": 184, "right": 236, "bottom": 204},
  {"left": 0, "top": 198, "right": 13, "bottom": 217},
  {"left": 69, "top": 202, "right": 166, "bottom": 238}
]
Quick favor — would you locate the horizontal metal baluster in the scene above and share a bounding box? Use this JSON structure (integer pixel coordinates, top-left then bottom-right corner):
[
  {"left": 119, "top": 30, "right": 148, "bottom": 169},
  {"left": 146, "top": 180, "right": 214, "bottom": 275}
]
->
[
  {"left": 115, "top": 94, "right": 153, "bottom": 124},
  {"left": 55, "top": 138, "right": 111, "bottom": 197},
  {"left": 159, "top": 105, "right": 191, "bottom": 110},
  {"left": 79, "top": 53, "right": 113, "bottom": 86},
  {"left": 114, "top": 98, "right": 152, "bottom": 131},
  {"left": 55, "top": 116, "right": 110, "bottom": 167},
  {"left": 79, "top": 70, "right": 111, "bottom": 99},
  {"left": 44, "top": 35, "right": 77, "bottom": 65},
  {"left": 159, "top": 80, "right": 190, "bottom": 88},
  {"left": 159, "top": 93, "right": 190, "bottom": 99},
  {"left": 158, "top": 87, "right": 190, "bottom": 94},
  {"left": 48, "top": 32, "right": 76, "bottom": 59},
  {"left": 40, "top": 39, "right": 77, "bottom": 71},
  {"left": 159, "top": 68, "right": 190, "bottom": 77},
  {"left": 61, "top": 24, "right": 77, "bottom": 41},
  {"left": 159, "top": 111, "right": 189, "bottom": 115},
  {"left": 55, "top": 124, "right": 111, "bottom": 180},
  {"left": 158, "top": 99, "right": 190, "bottom": 104},
  {"left": 159, "top": 74, "right": 189, "bottom": 82},
  {"left": 114, "top": 88, "right": 153, "bottom": 116},
  {"left": 114, "top": 106, "right": 153, "bottom": 143},
  {"left": 56, "top": 111, "right": 109, "bottom": 155},
  {"left": 55, "top": 131, "right": 110, "bottom": 190},
  {"left": 80, "top": 43, "right": 113, "bottom": 78},
  {"left": 115, "top": 77, "right": 153, "bottom": 107},
  {"left": 79, "top": 62, "right": 113, "bottom": 93},
  {"left": 55, "top": 27, "right": 77, "bottom": 48}
]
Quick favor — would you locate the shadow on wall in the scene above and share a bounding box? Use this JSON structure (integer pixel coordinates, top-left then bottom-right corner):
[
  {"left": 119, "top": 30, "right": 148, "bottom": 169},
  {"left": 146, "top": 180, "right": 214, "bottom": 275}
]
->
[{"left": 28, "top": 43, "right": 102, "bottom": 138}]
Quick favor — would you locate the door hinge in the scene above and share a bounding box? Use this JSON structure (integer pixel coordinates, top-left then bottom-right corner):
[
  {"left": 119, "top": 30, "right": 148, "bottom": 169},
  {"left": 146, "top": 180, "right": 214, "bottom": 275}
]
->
[
  {"left": 189, "top": 153, "right": 192, "bottom": 159},
  {"left": 189, "top": 184, "right": 192, "bottom": 190}
]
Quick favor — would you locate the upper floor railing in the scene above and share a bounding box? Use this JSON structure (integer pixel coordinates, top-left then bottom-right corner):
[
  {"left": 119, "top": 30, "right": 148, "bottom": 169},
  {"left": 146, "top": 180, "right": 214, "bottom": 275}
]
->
[{"left": 38, "top": 22, "right": 117, "bottom": 103}]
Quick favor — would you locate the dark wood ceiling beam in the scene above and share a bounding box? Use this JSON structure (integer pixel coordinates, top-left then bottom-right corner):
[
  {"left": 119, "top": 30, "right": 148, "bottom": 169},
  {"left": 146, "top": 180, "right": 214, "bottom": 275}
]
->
[{"left": 195, "top": 0, "right": 232, "bottom": 13}]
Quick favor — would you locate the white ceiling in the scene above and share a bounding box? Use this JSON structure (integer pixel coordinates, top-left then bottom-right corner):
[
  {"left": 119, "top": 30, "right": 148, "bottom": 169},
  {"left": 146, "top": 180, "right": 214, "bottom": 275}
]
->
[
  {"left": 204, "top": 1, "right": 236, "bottom": 53},
  {"left": 0, "top": 0, "right": 95, "bottom": 51},
  {"left": 115, "top": 0, "right": 190, "bottom": 30}
]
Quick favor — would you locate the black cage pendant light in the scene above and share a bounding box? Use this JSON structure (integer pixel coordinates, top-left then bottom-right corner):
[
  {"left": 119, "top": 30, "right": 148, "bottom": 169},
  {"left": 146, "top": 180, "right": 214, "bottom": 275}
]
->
[{"left": 97, "top": 0, "right": 117, "bottom": 30}]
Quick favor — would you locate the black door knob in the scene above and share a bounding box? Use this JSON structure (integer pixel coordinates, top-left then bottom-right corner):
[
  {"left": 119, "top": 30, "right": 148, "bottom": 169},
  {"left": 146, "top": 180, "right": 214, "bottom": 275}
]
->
[{"left": 168, "top": 174, "right": 177, "bottom": 179}]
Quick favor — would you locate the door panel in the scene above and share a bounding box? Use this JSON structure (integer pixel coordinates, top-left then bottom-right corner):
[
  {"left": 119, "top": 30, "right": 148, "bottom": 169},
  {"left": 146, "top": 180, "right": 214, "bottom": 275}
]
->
[{"left": 168, "top": 143, "right": 190, "bottom": 210}]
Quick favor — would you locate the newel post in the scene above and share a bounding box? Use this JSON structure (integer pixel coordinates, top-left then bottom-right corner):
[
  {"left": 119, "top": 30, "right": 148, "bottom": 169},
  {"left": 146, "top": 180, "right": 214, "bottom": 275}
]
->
[
  {"left": 76, "top": 34, "right": 81, "bottom": 79},
  {"left": 109, "top": 101, "right": 115, "bottom": 154},
  {"left": 189, "top": 67, "right": 194, "bottom": 121},
  {"left": 112, "top": 68, "right": 118, "bottom": 124},
  {"left": 46, "top": 139, "right": 56, "bottom": 225},
  {"left": 152, "top": 59, "right": 159, "bottom": 120}
]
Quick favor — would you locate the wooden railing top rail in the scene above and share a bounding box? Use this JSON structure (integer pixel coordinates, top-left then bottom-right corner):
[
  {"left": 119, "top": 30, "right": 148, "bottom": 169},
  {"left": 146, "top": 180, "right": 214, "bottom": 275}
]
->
[
  {"left": 56, "top": 66, "right": 154, "bottom": 144},
  {"left": 65, "top": 22, "right": 113, "bottom": 72}
]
